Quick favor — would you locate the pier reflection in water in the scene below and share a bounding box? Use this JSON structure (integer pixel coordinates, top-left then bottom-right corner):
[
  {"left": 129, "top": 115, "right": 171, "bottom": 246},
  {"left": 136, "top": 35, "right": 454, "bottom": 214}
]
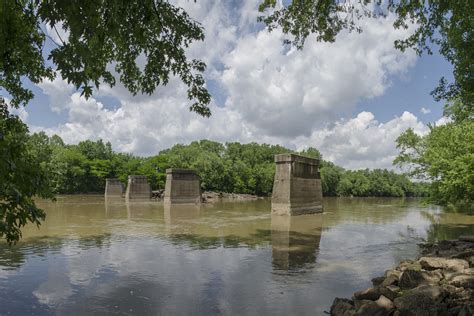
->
[
  {"left": 1, "top": 196, "right": 473, "bottom": 315},
  {"left": 164, "top": 203, "right": 201, "bottom": 234},
  {"left": 271, "top": 214, "right": 323, "bottom": 271}
]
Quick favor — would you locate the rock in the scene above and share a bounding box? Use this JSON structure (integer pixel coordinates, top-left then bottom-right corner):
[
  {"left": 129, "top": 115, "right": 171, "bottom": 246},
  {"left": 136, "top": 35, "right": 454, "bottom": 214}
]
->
[
  {"left": 330, "top": 297, "right": 356, "bottom": 316},
  {"left": 352, "top": 286, "right": 400, "bottom": 301},
  {"left": 393, "top": 285, "right": 447, "bottom": 316},
  {"left": 447, "top": 306, "right": 463, "bottom": 315},
  {"left": 353, "top": 299, "right": 391, "bottom": 316},
  {"left": 419, "top": 257, "right": 469, "bottom": 272},
  {"left": 459, "top": 304, "right": 474, "bottom": 316},
  {"left": 463, "top": 268, "right": 474, "bottom": 275},
  {"left": 448, "top": 274, "right": 474, "bottom": 289},
  {"left": 459, "top": 236, "right": 474, "bottom": 242},
  {"left": 330, "top": 238, "right": 474, "bottom": 315},
  {"left": 378, "top": 286, "right": 400, "bottom": 301},
  {"left": 352, "top": 295, "right": 394, "bottom": 316},
  {"left": 372, "top": 276, "right": 385, "bottom": 287},
  {"left": 468, "top": 256, "right": 474, "bottom": 267},
  {"left": 453, "top": 250, "right": 474, "bottom": 260},
  {"left": 444, "top": 268, "right": 474, "bottom": 282},
  {"left": 398, "top": 260, "right": 422, "bottom": 272},
  {"left": 442, "top": 283, "right": 474, "bottom": 305},
  {"left": 381, "top": 270, "right": 400, "bottom": 287},
  {"left": 353, "top": 287, "right": 380, "bottom": 301},
  {"left": 386, "top": 285, "right": 400, "bottom": 292},
  {"left": 399, "top": 269, "right": 443, "bottom": 289},
  {"left": 375, "top": 295, "right": 395, "bottom": 311},
  {"left": 438, "top": 239, "right": 455, "bottom": 250}
]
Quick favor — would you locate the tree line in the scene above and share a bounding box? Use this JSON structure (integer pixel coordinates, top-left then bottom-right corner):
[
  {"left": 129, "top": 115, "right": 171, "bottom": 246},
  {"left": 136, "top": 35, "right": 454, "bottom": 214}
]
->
[
  {"left": 2, "top": 1, "right": 471, "bottom": 244},
  {"left": 27, "top": 132, "right": 429, "bottom": 198}
]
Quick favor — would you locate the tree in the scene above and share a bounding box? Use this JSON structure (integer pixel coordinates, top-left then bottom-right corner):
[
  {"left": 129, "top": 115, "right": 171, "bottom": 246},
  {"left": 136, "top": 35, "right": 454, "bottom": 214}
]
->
[
  {"left": 1, "top": 0, "right": 211, "bottom": 115},
  {"left": 259, "top": 0, "right": 473, "bottom": 110},
  {"left": 0, "top": 0, "right": 214, "bottom": 243},
  {"left": 320, "top": 160, "right": 344, "bottom": 196},
  {"left": 0, "top": 98, "right": 54, "bottom": 244},
  {"left": 395, "top": 119, "right": 474, "bottom": 206},
  {"left": 258, "top": 1, "right": 473, "bottom": 205}
]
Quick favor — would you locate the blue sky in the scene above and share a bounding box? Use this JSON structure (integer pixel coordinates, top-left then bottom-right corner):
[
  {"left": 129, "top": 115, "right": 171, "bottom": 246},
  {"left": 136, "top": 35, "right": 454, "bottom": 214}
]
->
[{"left": 6, "top": 1, "right": 453, "bottom": 170}]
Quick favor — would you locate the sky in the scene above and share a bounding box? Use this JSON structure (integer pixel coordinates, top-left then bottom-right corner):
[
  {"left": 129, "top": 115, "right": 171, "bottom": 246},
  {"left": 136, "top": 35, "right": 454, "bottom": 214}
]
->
[{"left": 8, "top": 1, "right": 453, "bottom": 170}]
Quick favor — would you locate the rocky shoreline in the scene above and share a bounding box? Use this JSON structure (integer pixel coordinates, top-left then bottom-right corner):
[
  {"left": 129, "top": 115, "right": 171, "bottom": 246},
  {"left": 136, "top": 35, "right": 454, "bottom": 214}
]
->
[
  {"left": 330, "top": 236, "right": 474, "bottom": 315},
  {"left": 151, "top": 190, "right": 263, "bottom": 201},
  {"left": 201, "top": 191, "right": 263, "bottom": 202}
]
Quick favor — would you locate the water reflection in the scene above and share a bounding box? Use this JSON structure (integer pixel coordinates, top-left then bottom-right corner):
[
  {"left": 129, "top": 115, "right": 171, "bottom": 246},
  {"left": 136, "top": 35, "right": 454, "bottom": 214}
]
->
[
  {"left": 1, "top": 196, "right": 473, "bottom": 315},
  {"left": 271, "top": 214, "right": 323, "bottom": 271},
  {"left": 421, "top": 210, "right": 474, "bottom": 242},
  {"left": 125, "top": 199, "right": 162, "bottom": 220},
  {"left": 104, "top": 197, "right": 127, "bottom": 218},
  {"left": 164, "top": 203, "right": 201, "bottom": 233}
]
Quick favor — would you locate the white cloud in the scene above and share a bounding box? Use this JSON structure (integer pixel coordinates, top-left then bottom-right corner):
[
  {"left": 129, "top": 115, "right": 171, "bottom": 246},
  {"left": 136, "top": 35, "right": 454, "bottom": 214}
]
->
[
  {"left": 420, "top": 107, "right": 431, "bottom": 114},
  {"left": 221, "top": 10, "right": 417, "bottom": 137},
  {"left": 4, "top": 97, "right": 30, "bottom": 122},
  {"left": 293, "top": 111, "right": 428, "bottom": 169},
  {"left": 32, "top": 1, "right": 426, "bottom": 168},
  {"left": 434, "top": 116, "right": 452, "bottom": 126}
]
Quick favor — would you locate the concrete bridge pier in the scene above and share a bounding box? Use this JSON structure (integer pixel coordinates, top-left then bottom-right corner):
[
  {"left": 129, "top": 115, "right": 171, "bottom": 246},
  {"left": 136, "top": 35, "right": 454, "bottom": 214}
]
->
[
  {"left": 125, "top": 175, "right": 152, "bottom": 199},
  {"left": 271, "top": 154, "right": 323, "bottom": 215},
  {"left": 164, "top": 168, "right": 201, "bottom": 204},
  {"left": 105, "top": 178, "right": 124, "bottom": 198}
]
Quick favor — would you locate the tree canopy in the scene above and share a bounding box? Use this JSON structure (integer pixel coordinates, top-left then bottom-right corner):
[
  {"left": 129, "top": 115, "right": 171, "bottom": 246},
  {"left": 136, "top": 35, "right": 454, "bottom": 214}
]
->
[
  {"left": 0, "top": 0, "right": 211, "bottom": 115},
  {"left": 0, "top": 98, "right": 54, "bottom": 244},
  {"left": 1, "top": 1, "right": 471, "bottom": 243},
  {"left": 23, "top": 134, "right": 428, "bottom": 199},
  {"left": 395, "top": 111, "right": 473, "bottom": 206}
]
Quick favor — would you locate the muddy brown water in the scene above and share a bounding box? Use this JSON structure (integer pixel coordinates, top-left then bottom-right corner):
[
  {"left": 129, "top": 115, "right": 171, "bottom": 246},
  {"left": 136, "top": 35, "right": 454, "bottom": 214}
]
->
[{"left": 1, "top": 196, "right": 473, "bottom": 315}]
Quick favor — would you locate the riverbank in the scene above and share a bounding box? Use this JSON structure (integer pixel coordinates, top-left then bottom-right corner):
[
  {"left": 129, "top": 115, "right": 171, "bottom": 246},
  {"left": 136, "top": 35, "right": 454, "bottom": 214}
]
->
[
  {"left": 150, "top": 190, "right": 263, "bottom": 201},
  {"left": 330, "top": 237, "right": 474, "bottom": 315}
]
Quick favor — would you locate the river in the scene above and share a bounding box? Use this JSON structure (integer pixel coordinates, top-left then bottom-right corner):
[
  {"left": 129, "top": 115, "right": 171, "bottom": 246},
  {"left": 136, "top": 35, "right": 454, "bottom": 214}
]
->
[{"left": 0, "top": 196, "right": 473, "bottom": 315}]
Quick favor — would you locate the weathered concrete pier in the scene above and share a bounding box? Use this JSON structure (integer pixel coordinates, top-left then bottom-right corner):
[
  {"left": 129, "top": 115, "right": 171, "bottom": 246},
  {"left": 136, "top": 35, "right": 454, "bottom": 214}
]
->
[
  {"left": 271, "top": 153, "right": 323, "bottom": 215},
  {"left": 104, "top": 178, "right": 124, "bottom": 198},
  {"left": 125, "top": 175, "right": 152, "bottom": 199},
  {"left": 164, "top": 168, "right": 201, "bottom": 204}
]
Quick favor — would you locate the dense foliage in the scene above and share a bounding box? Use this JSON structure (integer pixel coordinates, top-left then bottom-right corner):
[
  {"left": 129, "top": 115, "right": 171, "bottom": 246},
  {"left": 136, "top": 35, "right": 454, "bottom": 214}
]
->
[
  {"left": 0, "top": 0, "right": 210, "bottom": 115},
  {"left": 395, "top": 110, "right": 473, "bottom": 207},
  {"left": 25, "top": 134, "right": 428, "bottom": 199},
  {"left": 0, "top": 99, "right": 54, "bottom": 244}
]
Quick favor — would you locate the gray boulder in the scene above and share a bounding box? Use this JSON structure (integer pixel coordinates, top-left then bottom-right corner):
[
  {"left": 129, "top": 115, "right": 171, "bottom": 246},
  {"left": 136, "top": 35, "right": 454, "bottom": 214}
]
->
[
  {"left": 353, "top": 298, "right": 393, "bottom": 316},
  {"left": 330, "top": 298, "right": 355, "bottom": 316},
  {"left": 393, "top": 285, "right": 447, "bottom": 316},
  {"left": 399, "top": 269, "right": 443, "bottom": 289},
  {"left": 419, "top": 257, "right": 469, "bottom": 272},
  {"left": 353, "top": 285, "right": 400, "bottom": 301}
]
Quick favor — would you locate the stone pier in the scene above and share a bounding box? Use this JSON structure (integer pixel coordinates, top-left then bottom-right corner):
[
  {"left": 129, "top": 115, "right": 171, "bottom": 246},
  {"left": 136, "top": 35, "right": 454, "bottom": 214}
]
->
[
  {"left": 164, "top": 168, "right": 201, "bottom": 204},
  {"left": 125, "top": 175, "right": 152, "bottom": 199},
  {"left": 271, "top": 154, "right": 323, "bottom": 215},
  {"left": 104, "top": 178, "right": 124, "bottom": 198}
]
